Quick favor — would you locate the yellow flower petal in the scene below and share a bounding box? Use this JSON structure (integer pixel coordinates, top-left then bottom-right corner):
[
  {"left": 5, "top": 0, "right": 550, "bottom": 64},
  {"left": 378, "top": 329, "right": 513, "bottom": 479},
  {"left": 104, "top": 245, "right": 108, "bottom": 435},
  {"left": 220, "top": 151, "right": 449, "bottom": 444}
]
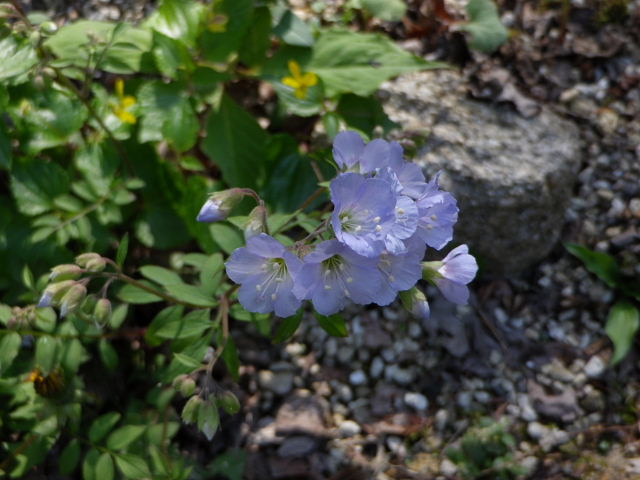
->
[
  {"left": 293, "top": 86, "right": 308, "bottom": 99},
  {"left": 282, "top": 76, "right": 301, "bottom": 89},
  {"left": 121, "top": 96, "right": 136, "bottom": 108},
  {"left": 115, "top": 78, "right": 125, "bottom": 99},
  {"left": 288, "top": 60, "right": 302, "bottom": 80},
  {"left": 115, "top": 109, "right": 137, "bottom": 124},
  {"left": 301, "top": 72, "right": 318, "bottom": 87}
]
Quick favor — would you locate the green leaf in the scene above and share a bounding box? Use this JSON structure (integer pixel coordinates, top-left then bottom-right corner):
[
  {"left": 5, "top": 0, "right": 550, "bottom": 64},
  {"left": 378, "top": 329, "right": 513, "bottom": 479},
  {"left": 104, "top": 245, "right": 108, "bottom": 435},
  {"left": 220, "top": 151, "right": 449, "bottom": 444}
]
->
[
  {"left": 565, "top": 243, "right": 619, "bottom": 288},
  {"left": 154, "top": 308, "right": 212, "bottom": 339},
  {"left": 0, "top": 121, "right": 12, "bottom": 169},
  {"left": 0, "top": 332, "right": 21, "bottom": 375},
  {"left": 238, "top": 7, "right": 272, "bottom": 67},
  {"left": 173, "top": 352, "right": 203, "bottom": 369},
  {"left": 337, "top": 93, "right": 399, "bottom": 137},
  {"left": 209, "top": 223, "right": 244, "bottom": 255},
  {"left": 164, "top": 284, "right": 217, "bottom": 307},
  {"left": 99, "top": 339, "right": 119, "bottom": 371},
  {"left": 458, "top": 0, "right": 509, "bottom": 53},
  {"left": 0, "top": 35, "right": 38, "bottom": 84},
  {"left": 59, "top": 439, "right": 81, "bottom": 475},
  {"left": 362, "top": 0, "right": 407, "bottom": 21},
  {"left": 202, "top": 94, "right": 268, "bottom": 189},
  {"left": 162, "top": 97, "right": 199, "bottom": 152},
  {"left": 89, "top": 412, "right": 121, "bottom": 443},
  {"left": 45, "top": 20, "right": 152, "bottom": 73},
  {"left": 315, "top": 313, "right": 349, "bottom": 337},
  {"left": 144, "top": 0, "right": 205, "bottom": 47},
  {"left": 114, "top": 453, "right": 151, "bottom": 479},
  {"left": 135, "top": 206, "right": 191, "bottom": 249},
  {"left": 273, "top": 311, "right": 303, "bottom": 343},
  {"left": 35, "top": 335, "right": 59, "bottom": 375},
  {"left": 273, "top": 78, "right": 323, "bottom": 117},
  {"left": 221, "top": 334, "right": 240, "bottom": 381},
  {"left": 61, "top": 338, "right": 89, "bottom": 374},
  {"left": 152, "top": 31, "right": 194, "bottom": 78},
  {"left": 140, "top": 265, "right": 183, "bottom": 286},
  {"left": 197, "top": 400, "right": 220, "bottom": 440},
  {"left": 146, "top": 306, "right": 185, "bottom": 345},
  {"left": 209, "top": 449, "right": 247, "bottom": 480},
  {"left": 605, "top": 301, "right": 640, "bottom": 365},
  {"left": 308, "top": 29, "right": 445, "bottom": 97},
  {"left": 199, "top": 0, "right": 254, "bottom": 63},
  {"left": 106, "top": 425, "right": 146, "bottom": 450},
  {"left": 199, "top": 253, "right": 224, "bottom": 295},
  {"left": 273, "top": 8, "right": 314, "bottom": 47},
  {"left": 74, "top": 142, "right": 120, "bottom": 197},
  {"left": 10, "top": 158, "right": 70, "bottom": 216},
  {"left": 22, "top": 264, "right": 34, "bottom": 290},
  {"left": 95, "top": 453, "right": 115, "bottom": 480},
  {"left": 82, "top": 448, "right": 101, "bottom": 480},
  {"left": 117, "top": 282, "right": 163, "bottom": 304},
  {"left": 116, "top": 232, "right": 129, "bottom": 268}
]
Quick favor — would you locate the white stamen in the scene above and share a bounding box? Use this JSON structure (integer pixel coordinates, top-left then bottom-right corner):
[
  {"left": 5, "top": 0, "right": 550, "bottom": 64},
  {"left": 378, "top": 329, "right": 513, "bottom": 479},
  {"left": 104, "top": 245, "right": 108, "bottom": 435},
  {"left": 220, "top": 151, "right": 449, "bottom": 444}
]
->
[
  {"left": 375, "top": 225, "right": 382, "bottom": 232},
  {"left": 346, "top": 277, "right": 353, "bottom": 283},
  {"left": 324, "top": 284, "right": 332, "bottom": 290},
  {"left": 354, "top": 225, "right": 362, "bottom": 232},
  {"left": 389, "top": 275, "right": 395, "bottom": 282},
  {"left": 373, "top": 216, "right": 381, "bottom": 223},
  {"left": 427, "top": 224, "right": 434, "bottom": 230},
  {"left": 431, "top": 214, "right": 437, "bottom": 220},
  {"left": 271, "top": 293, "right": 277, "bottom": 300},
  {"left": 256, "top": 285, "right": 262, "bottom": 291},
  {"left": 397, "top": 208, "right": 405, "bottom": 215},
  {"left": 343, "top": 289, "right": 350, "bottom": 296}
]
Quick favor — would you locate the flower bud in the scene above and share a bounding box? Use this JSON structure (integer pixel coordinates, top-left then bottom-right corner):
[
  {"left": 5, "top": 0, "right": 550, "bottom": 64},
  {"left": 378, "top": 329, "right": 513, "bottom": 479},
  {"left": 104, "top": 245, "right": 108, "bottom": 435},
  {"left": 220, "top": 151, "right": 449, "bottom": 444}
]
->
[
  {"left": 216, "top": 391, "right": 240, "bottom": 415},
  {"left": 37, "top": 280, "right": 75, "bottom": 308},
  {"left": 421, "top": 261, "right": 443, "bottom": 284},
  {"left": 75, "top": 253, "right": 102, "bottom": 268},
  {"left": 399, "top": 287, "right": 430, "bottom": 321},
  {"left": 181, "top": 395, "right": 202, "bottom": 424},
  {"left": 59, "top": 284, "right": 87, "bottom": 318},
  {"left": 196, "top": 188, "right": 244, "bottom": 223},
  {"left": 85, "top": 257, "right": 106, "bottom": 272},
  {"left": 50, "top": 264, "right": 83, "bottom": 282},
  {"left": 180, "top": 378, "right": 196, "bottom": 397},
  {"left": 93, "top": 298, "right": 112, "bottom": 326},
  {"left": 40, "top": 21, "right": 58, "bottom": 35},
  {"left": 244, "top": 205, "right": 267, "bottom": 241}
]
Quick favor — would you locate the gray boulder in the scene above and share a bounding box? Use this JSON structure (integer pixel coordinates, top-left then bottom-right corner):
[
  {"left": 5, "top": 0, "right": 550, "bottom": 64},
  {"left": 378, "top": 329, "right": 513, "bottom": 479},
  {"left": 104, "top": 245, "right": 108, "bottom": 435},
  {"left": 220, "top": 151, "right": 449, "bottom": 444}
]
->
[{"left": 380, "top": 70, "right": 582, "bottom": 274}]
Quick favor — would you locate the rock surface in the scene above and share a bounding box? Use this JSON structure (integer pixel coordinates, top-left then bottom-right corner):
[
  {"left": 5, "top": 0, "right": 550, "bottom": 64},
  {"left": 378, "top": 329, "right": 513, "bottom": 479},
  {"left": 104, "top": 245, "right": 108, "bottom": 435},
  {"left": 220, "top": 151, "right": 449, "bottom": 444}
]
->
[{"left": 380, "top": 70, "right": 583, "bottom": 274}]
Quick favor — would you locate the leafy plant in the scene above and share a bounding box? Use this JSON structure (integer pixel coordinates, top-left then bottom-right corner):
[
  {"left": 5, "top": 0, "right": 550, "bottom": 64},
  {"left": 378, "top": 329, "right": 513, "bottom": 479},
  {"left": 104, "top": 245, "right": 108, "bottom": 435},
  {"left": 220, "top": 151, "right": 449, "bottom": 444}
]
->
[{"left": 566, "top": 243, "right": 640, "bottom": 365}]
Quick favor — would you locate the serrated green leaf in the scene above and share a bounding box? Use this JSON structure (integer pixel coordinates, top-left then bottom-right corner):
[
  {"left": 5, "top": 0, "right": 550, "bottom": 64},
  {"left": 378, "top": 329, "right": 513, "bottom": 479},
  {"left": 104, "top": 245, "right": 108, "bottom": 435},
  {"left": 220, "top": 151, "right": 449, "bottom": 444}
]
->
[
  {"left": 199, "top": 0, "right": 253, "bottom": 63},
  {"left": 10, "top": 158, "right": 70, "bottom": 216},
  {"left": 605, "top": 301, "right": 640, "bottom": 365},
  {"left": 144, "top": 0, "right": 205, "bottom": 47},
  {"left": 565, "top": 243, "right": 619, "bottom": 288},
  {"left": 116, "top": 232, "right": 129, "bottom": 268},
  {"left": 162, "top": 97, "right": 199, "bottom": 152},
  {"left": 106, "top": 424, "right": 146, "bottom": 450},
  {"left": 152, "top": 30, "right": 194, "bottom": 78},
  {"left": 59, "top": 439, "right": 81, "bottom": 475},
  {"left": 362, "top": 0, "right": 407, "bottom": 21},
  {"left": 315, "top": 313, "right": 349, "bottom": 337},
  {"left": 0, "top": 332, "right": 21, "bottom": 375},
  {"left": 308, "top": 29, "right": 445, "bottom": 97},
  {"left": 95, "top": 453, "right": 114, "bottom": 480},
  {"left": 459, "top": 0, "right": 509, "bottom": 53},
  {"left": 114, "top": 453, "right": 151, "bottom": 479},
  {"left": 273, "top": 8, "right": 314, "bottom": 47},
  {"left": 273, "top": 311, "right": 303, "bottom": 343},
  {"left": 140, "top": 265, "right": 183, "bottom": 286},
  {"left": 89, "top": 412, "right": 121, "bottom": 443}
]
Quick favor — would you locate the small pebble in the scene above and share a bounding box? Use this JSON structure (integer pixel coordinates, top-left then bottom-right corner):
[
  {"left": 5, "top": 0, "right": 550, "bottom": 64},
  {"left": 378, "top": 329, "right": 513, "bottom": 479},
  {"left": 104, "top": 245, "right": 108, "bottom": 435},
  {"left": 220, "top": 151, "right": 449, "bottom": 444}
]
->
[{"left": 404, "top": 392, "right": 429, "bottom": 411}]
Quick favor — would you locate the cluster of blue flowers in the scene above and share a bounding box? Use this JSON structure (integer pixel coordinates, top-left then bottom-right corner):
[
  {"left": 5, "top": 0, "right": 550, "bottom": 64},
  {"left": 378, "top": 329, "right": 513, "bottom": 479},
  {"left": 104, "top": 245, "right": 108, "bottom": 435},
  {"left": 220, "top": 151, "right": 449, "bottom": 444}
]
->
[{"left": 197, "top": 131, "right": 477, "bottom": 318}]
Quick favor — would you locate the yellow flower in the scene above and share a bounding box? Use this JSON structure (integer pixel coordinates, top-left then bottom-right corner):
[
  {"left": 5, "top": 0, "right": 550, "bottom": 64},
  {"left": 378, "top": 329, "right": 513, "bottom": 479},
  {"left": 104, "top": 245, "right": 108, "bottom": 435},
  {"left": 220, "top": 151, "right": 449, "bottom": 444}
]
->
[
  {"left": 111, "top": 78, "right": 137, "bottom": 124},
  {"left": 282, "top": 60, "right": 318, "bottom": 100}
]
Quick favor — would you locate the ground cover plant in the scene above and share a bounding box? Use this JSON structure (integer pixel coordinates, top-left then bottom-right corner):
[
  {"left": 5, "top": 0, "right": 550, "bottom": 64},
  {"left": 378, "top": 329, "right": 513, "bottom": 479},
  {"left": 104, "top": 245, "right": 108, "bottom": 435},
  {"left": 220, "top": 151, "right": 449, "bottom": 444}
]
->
[{"left": 0, "top": 0, "right": 508, "bottom": 476}]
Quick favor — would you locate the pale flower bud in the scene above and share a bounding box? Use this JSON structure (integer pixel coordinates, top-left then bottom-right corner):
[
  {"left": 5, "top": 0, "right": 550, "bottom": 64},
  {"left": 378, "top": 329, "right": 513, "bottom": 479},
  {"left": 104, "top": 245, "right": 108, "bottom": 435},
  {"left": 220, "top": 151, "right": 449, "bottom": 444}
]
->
[
  {"left": 49, "top": 264, "right": 83, "bottom": 282},
  {"left": 244, "top": 205, "right": 267, "bottom": 241},
  {"left": 181, "top": 395, "right": 202, "bottom": 424},
  {"left": 59, "top": 284, "right": 87, "bottom": 318},
  {"left": 84, "top": 257, "right": 106, "bottom": 272},
  {"left": 37, "top": 280, "right": 75, "bottom": 308},
  {"left": 216, "top": 391, "right": 241, "bottom": 415},
  {"left": 75, "top": 253, "right": 102, "bottom": 268},
  {"left": 399, "top": 287, "right": 430, "bottom": 321},
  {"left": 93, "top": 298, "right": 112, "bottom": 326},
  {"left": 196, "top": 188, "right": 244, "bottom": 223}
]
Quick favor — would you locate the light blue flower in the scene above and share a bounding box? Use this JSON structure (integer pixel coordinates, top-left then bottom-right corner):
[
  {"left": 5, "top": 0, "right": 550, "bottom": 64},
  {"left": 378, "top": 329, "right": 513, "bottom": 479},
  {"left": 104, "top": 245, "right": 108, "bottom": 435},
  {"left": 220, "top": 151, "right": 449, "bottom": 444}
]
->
[
  {"left": 226, "top": 234, "right": 303, "bottom": 317},
  {"left": 434, "top": 244, "right": 478, "bottom": 304},
  {"left": 330, "top": 173, "right": 396, "bottom": 258},
  {"left": 414, "top": 175, "right": 459, "bottom": 250},
  {"left": 375, "top": 236, "right": 426, "bottom": 305},
  {"left": 293, "top": 240, "right": 383, "bottom": 315}
]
